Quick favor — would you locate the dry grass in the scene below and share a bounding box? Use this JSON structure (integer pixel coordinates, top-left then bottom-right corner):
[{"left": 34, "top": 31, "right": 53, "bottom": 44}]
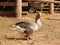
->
[{"left": 0, "top": 13, "right": 60, "bottom": 45}]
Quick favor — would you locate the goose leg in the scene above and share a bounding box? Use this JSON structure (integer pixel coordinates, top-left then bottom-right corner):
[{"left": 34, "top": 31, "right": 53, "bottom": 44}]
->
[
  {"left": 24, "top": 30, "right": 33, "bottom": 40},
  {"left": 25, "top": 33, "right": 31, "bottom": 40}
]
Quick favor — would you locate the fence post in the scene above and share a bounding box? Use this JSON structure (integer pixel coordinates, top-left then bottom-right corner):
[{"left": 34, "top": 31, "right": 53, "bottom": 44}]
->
[
  {"left": 50, "top": 0, "right": 54, "bottom": 15},
  {"left": 16, "top": 0, "right": 22, "bottom": 18}
]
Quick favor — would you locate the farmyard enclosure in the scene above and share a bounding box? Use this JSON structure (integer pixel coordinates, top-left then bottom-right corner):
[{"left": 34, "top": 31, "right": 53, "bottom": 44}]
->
[{"left": 0, "top": 0, "right": 60, "bottom": 45}]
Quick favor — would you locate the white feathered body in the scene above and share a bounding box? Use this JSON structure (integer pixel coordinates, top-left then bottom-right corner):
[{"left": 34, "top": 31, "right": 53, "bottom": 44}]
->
[
  {"left": 12, "top": 18, "right": 42, "bottom": 32},
  {"left": 11, "top": 12, "right": 42, "bottom": 40}
]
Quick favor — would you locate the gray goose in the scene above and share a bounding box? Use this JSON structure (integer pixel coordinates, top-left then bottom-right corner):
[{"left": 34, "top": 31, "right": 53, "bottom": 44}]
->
[{"left": 11, "top": 12, "right": 42, "bottom": 40}]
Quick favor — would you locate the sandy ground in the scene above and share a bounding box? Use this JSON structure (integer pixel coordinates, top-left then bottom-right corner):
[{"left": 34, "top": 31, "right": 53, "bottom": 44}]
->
[{"left": 0, "top": 13, "right": 60, "bottom": 45}]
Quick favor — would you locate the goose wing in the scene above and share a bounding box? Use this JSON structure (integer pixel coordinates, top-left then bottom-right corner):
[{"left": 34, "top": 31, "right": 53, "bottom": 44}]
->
[{"left": 15, "top": 21, "right": 33, "bottom": 30}]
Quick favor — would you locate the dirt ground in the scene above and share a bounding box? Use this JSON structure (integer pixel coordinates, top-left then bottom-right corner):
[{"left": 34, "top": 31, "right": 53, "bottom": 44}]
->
[{"left": 0, "top": 13, "right": 60, "bottom": 45}]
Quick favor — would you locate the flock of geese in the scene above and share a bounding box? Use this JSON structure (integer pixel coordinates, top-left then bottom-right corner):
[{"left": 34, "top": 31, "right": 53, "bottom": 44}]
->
[{"left": 11, "top": 12, "right": 42, "bottom": 40}]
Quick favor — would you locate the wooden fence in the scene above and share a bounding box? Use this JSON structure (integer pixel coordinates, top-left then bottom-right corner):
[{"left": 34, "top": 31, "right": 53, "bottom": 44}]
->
[
  {"left": 0, "top": 0, "right": 60, "bottom": 18},
  {"left": 0, "top": 0, "right": 28, "bottom": 18}
]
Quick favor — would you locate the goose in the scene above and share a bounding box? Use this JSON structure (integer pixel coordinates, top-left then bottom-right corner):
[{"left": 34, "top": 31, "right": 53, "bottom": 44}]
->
[{"left": 11, "top": 12, "right": 42, "bottom": 40}]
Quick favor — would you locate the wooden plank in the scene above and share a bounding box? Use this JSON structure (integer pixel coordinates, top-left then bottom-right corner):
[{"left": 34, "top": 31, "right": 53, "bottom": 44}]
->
[
  {"left": 22, "top": 11, "right": 28, "bottom": 15},
  {"left": 0, "top": 2, "right": 16, "bottom": 6},
  {"left": 37, "top": 10, "right": 49, "bottom": 12},
  {"left": 0, "top": 2, "right": 28, "bottom": 6},
  {"left": 28, "top": 0, "right": 60, "bottom": 4},
  {"left": 37, "top": 8, "right": 49, "bottom": 9},
  {"left": 54, "top": 8, "right": 60, "bottom": 10},
  {"left": 16, "top": 0, "right": 22, "bottom": 18},
  {"left": 37, "top": 8, "right": 60, "bottom": 10},
  {"left": 22, "top": 2, "right": 28, "bottom": 6},
  {"left": 56, "top": 11, "right": 60, "bottom": 12},
  {"left": 42, "top": 11, "right": 49, "bottom": 13},
  {"left": 50, "top": 0, "right": 54, "bottom": 15},
  {"left": 41, "top": 1, "right": 60, "bottom": 4},
  {"left": 39, "top": 5, "right": 60, "bottom": 7}
]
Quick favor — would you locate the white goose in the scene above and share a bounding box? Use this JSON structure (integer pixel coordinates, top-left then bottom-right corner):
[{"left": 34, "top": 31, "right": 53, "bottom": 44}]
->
[{"left": 11, "top": 12, "right": 42, "bottom": 40}]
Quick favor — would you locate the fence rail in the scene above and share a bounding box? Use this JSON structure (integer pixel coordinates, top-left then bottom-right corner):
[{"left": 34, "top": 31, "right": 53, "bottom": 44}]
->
[
  {"left": 28, "top": 0, "right": 60, "bottom": 4},
  {"left": 0, "top": 2, "right": 28, "bottom": 6},
  {"left": 0, "top": 0, "right": 60, "bottom": 16}
]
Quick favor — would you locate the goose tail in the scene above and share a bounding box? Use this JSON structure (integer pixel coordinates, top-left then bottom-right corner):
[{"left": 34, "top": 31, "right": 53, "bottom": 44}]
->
[
  {"left": 10, "top": 24, "right": 25, "bottom": 32},
  {"left": 10, "top": 24, "right": 17, "bottom": 30}
]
